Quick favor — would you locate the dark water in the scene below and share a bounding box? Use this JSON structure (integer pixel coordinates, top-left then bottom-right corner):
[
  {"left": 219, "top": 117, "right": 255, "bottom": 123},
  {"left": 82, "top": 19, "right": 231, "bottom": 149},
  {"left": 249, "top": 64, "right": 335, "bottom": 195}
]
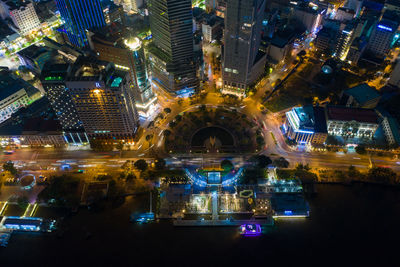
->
[{"left": 2, "top": 184, "right": 400, "bottom": 267}]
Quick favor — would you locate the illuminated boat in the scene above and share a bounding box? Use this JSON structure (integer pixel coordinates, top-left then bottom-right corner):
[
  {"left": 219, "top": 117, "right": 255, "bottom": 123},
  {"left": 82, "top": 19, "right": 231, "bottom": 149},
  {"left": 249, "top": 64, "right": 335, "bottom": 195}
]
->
[{"left": 239, "top": 224, "right": 262, "bottom": 236}]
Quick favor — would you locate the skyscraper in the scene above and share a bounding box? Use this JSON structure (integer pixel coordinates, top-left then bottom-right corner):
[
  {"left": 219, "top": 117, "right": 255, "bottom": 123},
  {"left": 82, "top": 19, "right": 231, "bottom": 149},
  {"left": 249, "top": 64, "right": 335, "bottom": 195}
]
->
[
  {"left": 222, "top": 0, "right": 266, "bottom": 96},
  {"left": 56, "top": 0, "right": 106, "bottom": 48},
  {"left": 66, "top": 58, "right": 139, "bottom": 142},
  {"left": 367, "top": 19, "right": 398, "bottom": 59},
  {"left": 88, "top": 26, "right": 156, "bottom": 117},
  {"left": 148, "top": 0, "right": 199, "bottom": 96},
  {"left": 40, "top": 62, "right": 82, "bottom": 131}
]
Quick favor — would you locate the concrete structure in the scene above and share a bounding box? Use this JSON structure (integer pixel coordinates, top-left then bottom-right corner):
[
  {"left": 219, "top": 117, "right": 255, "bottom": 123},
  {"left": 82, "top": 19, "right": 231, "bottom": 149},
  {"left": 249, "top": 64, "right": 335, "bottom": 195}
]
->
[
  {"left": 367, "top": 19, "right": 398, "bottom": 59},
  {"left": 292, "top": 5, "right": 323, "bottom": 34},
  {"left": 284, "top": 106, "right": 328, "bottom": 145},
  {"left": 148, "top": 0, "right": 199, "bottom": 96},
  {"left": 17, "top": 45, "right": 54, "bottom": 73},
  {"left": 326, "top": 106, "right": 379, "bottom": 139},
  {"left": 0, "top": 0, "right": 40, "bottom": 34},
  {"left": 40, "top": 62, "right": 82, "bottom": 131},
  {"left": 341, "top": 84, "right": 381, "bottom": 108},
  {"left": 66, "top": 58, "right": 139, "bottom": 142},
  {"left": 389, "top": 60, "right": 400, "bottom": 88},
  {"left": 56, "top": 0, "right": 106, "bottom": 48},
  {"left": 0, "top": 69, "right": 41, "bottom": 124},
  {"left": 88, "top": 26, "right": 156, "bottom": 117},
  {"left": 222, "top": 0, "right": 266, "bottom": 96}
]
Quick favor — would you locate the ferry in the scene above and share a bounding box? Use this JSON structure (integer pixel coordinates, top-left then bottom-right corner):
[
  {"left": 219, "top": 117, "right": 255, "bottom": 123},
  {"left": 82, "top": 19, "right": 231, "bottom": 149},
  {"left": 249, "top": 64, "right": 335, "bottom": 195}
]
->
[{"left": 239, "top": 224, "right": 262, "bottom": 236}]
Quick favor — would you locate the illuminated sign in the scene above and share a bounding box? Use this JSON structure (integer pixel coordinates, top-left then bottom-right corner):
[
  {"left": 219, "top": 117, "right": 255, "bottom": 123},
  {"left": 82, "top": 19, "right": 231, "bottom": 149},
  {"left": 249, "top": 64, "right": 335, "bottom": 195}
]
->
[
  {"left": 377, "top": 25, "right": 393, "bottom": 32},
  {"left": 95, "top": 82, "right": 101, "bottom": 87}
]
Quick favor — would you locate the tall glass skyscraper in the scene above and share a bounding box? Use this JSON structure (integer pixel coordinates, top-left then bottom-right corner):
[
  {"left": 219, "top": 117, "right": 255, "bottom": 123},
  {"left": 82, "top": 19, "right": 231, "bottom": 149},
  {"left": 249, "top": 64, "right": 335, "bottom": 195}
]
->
[
  {"left": 56, "top": 0, "right": 106, "bottom": 48},
  {"left": 148, "top": 0, "right": 199, "bottom": 96},
  {"left": 222, "top": 0, "right": 266, "bottom": 97}
]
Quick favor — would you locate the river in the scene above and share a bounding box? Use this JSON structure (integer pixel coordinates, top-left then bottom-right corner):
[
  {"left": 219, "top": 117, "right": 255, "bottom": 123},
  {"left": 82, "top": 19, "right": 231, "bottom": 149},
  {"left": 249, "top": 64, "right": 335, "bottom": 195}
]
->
[{"left": 1, "top": 183, "right": 400, "bottom": 266}]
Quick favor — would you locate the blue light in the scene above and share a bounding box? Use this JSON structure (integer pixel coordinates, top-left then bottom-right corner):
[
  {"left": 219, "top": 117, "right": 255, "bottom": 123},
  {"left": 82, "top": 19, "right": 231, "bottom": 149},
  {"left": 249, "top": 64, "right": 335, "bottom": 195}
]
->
[
  {"left": 378, "top": 25, "right": 393, "bottom": 32},
  {"left": 284, "top": 210, "right": 293, "bottom": 215}
]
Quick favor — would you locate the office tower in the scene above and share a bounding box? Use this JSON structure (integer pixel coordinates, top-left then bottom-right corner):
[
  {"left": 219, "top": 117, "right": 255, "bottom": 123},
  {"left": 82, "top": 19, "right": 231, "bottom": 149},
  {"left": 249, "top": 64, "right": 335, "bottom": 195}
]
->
[
  {"left": 222, "top": 0, "right": 266, "bottom": 96},
  {"left": 40, "top": 63, "right": 82, "bottom": 131},
  {"left": 55, "top": 0, "right": 106, "bottom": 48},
  {"left": 148, "top": 0, "right": 199, "bottom": 96},
  {"left": 66, "top": 58, "right": 139, "bottom": 142},
  {"left": 88, "top": 26, "right": 156, "bottom": 117},
  {"left": 334, "top": 23, "right": 355, "bottom": 60},
  {"left": 0, "top": 0, "right": 40, "bottom": 34},
  {"left": 367, "top": 19, "right": 398, "bottom": 59},
  {"left": 125, "top": 37, "right": 156, "bottom": 116}
]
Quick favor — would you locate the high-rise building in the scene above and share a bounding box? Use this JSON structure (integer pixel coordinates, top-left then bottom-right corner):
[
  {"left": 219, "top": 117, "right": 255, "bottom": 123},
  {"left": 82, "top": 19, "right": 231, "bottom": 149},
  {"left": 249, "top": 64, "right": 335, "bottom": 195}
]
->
[
  {"left": 389, "top": 60, "right": 400, "bottom": 88},
  {"left": 40, "top": 63, "right": 82, "bottom": 131},
  {"left": 148, "top": 0, "right": 199, "bottom": 96},
  {"left": 334, "top": 23, "right": 355, "bottom": 61},
  {"left": 66, "top": 58, "right": 139, "bottom": 142},
  {"left": 88, "top": 26, "right": 156, "bottom": 117},
  {"left": 55, "top": 0, "right": 106, "bottom": 48},
  {"left": 222, "top": 0, "right": 266, "bottom": 96},
  {"left": 0, "top": 0, "right": 40, "bottom": 34},
  {"left": 367, "top": 19, "right": 398, "bottom": 59}
]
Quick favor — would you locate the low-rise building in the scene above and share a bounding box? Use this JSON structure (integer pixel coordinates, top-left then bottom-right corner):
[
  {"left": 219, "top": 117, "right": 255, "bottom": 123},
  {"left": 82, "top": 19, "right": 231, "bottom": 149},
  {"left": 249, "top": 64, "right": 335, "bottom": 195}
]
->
[
  {"left": 341, "top": 83, "right": 381, "bottom": 108},
  {"left": 284, "top": 106, "right": 328, "bottom": 145},
  {"left": 0, "top": 69, "right": 41, "bottom": 123},
  {"left": 0, "top": 0, "right": 40, "bottom": 34},
  {"left": 326, "top": 106, "right": 379, "bottom": 139}
]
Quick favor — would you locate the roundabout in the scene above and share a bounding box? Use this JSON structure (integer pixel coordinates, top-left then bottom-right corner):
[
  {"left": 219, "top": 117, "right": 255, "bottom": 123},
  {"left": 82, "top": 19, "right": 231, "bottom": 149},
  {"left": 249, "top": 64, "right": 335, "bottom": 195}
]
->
[{"left": 163, "top": 105, "right": 264, "bottom": 154}]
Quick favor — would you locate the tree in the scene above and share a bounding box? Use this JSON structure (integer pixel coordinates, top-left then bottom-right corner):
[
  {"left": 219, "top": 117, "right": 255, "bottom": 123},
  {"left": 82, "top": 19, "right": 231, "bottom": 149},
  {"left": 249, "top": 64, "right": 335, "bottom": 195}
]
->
[
  {"left": 367, "top": 167, "right": 398, "bottom": 184},
  {"left": 326, "top": 135, "right": 339, "bottom": 146},
  {"left": 355, "top": 145, "right": 367, "bottom": 155},
  {"left": 115, "top": 142, "right": 124, "bottom": 151},
  {"left": 169, "top": 121, "right": 177, "bottom": 128},
  {"left": 221, "top": 159, "right": 234, "bottom": 172},
  {"left": 164, "top": 107, "right": 171, "bottom": 114},
  {"left": 250, "top": 155, "right": 272, "bottom": 168},
  {"left": 134, "top": 159, "right": 148, "bottom": 172},
  {"left": 256, "top": 136, "right": 265, "bottom": 146},
  {"left": 154, "top": 158, "right": 166, "bottom": 170},
  {"left": 175, "top": 114, "right": 182, "bottom": 122},
  {"left": 273, "top": 157, "right": 290, "bottom": 168},
  {"left": 145, "top": 134, "right": 153, "bottom": 142},
  {"left": 164, "top": 129, "right": 171, "bottom": 137},
  {"left": 3, "top": 161, "right": 17, "bottom": 176}
]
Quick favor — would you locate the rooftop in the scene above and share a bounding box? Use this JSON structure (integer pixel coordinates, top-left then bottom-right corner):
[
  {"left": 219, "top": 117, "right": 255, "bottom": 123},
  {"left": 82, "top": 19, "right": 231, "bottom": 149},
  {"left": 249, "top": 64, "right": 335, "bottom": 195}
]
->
[
  {"left": 0, "top": 69, "right": 40, "bottom": 100},
  {"left": 344, "top": 83, "right": 380, "bottom": 105},
  {"left": 326, "top": 106, "right": 379, "bottom": 124}
]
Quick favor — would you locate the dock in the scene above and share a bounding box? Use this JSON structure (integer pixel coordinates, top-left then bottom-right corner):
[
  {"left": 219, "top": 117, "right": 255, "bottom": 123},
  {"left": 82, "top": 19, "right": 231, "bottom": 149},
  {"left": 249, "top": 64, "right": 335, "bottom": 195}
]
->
[{"left": 173, "top": 217, "right": 274, "bottom": 227}]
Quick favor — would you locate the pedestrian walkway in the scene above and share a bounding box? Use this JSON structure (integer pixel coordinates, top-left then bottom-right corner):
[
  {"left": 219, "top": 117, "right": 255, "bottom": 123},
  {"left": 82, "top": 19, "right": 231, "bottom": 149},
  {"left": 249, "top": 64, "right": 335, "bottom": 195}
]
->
[
  {"left": 0, "top": 201, "right": 8, "bottom": 216},
  {"left": 22, "top": 203, "right": 38, "bottom": 217},
  {"left": 212, "top": 192, "right": 218, "bottom": 220}
]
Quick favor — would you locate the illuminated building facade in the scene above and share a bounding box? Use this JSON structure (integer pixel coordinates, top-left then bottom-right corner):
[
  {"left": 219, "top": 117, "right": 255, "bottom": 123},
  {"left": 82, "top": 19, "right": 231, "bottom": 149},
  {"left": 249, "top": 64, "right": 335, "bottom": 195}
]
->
[
  {"left": 148, "top": 0, "right": 199, "bottom": 96},
  {"left": 88, "top": 27, "right": 156, "bottom": 117},
  {"left": 367, "top": 19, "right": 398, "bottom": 58},
  {"left": 222, "top": 0, "right": 266, "bottom": 96},
  {"left": 0, "top": 0, "right": 40, "bottom": 34},
  {"left": 66, "top": 59, "right": 139, "bottom": 142},
  {"left": 326, "top": 106, "right": 379, "bottom": 139},
  {"left": 284, "top": 106, "right": 328, "bottom": 145},
  {"left": 56, "top": 0, "right": 106, "bottom": 48},
  {"left": 40, "top": 63, "right": 82, "bottom": 131},
  {"left": 0, "top": 69, "right": 41, "bottom": 124}
]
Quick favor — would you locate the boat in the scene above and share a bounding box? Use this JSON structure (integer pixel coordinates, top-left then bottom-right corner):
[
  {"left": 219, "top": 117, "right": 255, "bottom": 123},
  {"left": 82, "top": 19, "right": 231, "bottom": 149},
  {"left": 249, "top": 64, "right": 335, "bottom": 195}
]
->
[{"left": 239, "top": 224, "right": 262, "bottom": 236}]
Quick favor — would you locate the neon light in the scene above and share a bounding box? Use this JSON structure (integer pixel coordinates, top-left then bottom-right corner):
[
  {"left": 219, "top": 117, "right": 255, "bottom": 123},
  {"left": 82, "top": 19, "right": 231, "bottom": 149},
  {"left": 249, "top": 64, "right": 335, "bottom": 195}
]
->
[
  {"left": 378, "top": 25, "right": 393, "bottom": 32},
  {"left": 135, "top": 96, "right": 157, "bottom": 109},
  {"left": 239, "top": 224, "right": 262, "bottom": 236},
  {"left": 273, "top": 215, "right": 308, "bottom": 219},
  {"left": 294, "top": 129, "right": 315, "bottom": 134}
]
